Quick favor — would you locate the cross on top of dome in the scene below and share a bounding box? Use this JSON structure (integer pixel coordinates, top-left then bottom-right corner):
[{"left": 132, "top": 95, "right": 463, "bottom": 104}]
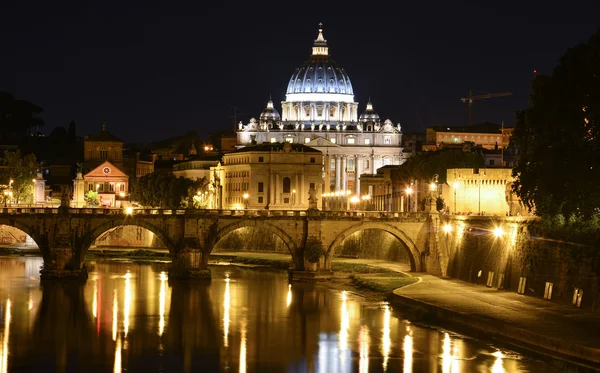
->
[{"left": 312, "top": 22, "right": 328, "bottom": 56}]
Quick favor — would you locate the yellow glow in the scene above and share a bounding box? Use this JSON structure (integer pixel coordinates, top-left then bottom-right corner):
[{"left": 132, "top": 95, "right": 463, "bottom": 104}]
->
[
  {"left": 286, "top": 284, "right": 292, "bottom": 308},
  {"left": 350, "top": 196, "right": 360, "bottom": 204},
  {"left": 125, "top": 207, "right": 133, "bottom": 215},
  {"left": 28, "top": 291, "right": 33, "bottom": 311},
  {"left": 119, "top": 192, "right": 125, "bottom": 197},
  {"left": 112, "top": 290, "right": 118, "bottom": 341},
  {"left": 403, "top": 334, "right": 413, "bottom": 373},
  {"left": 158, "top": 271, "right": 167, "bottom": 336},
  {"left": 453, "top": 182, "right": 459, "bottom": 189},
  {"left": 443, "top": 224, "right": 452, "bottom": 233},
  {"left": 442, "top": 332, "right": 460, "bottom": 373},
  {"left": 406, "top": 187, "right": 413, "bottom": 195},
  {"left": 346, "top": 190, "right": 351, "bottom": 195},
  {"left": 223, "top": 278, "right": 230, "bottom": 348},
  {"left": 292, "top": 189, "right": 296, "bottom": 194},
  {"left": 430, "top": 182, "right": 437, "bottom": 191},
  {"left": 0, "top": 299, "right": 11, "bottom": 373},
  {"left": 492, "top": 350, "right": 504, "bottom": 373},
  {"left": 113, "top": 337, "right": 122, "bottom": 373},
  {"left": 243, "top": 193, "right": 249, "bottom": 200},
  {"left": 339, "top": 291, "right": 349, "bottom": 352},
  {"left": 239, "top": 319, "right": 247, "bottom": 373},
  {"left": 124, "top": 271, "right": 131, "bottom": 338},
  {"left": 381, "top": 305, "right": 391, "bottom": 371},
  {"left": 32, "top": 179, "right": 36, "bottom": 183},
  {"left": 93, "top": 281, "right": 98, "bottom": 318},
  {"left": 494, "top": 227, "right": 504, "bottom": 238},
  {"left": 359, "top": 325, "right": 370, "bottom": 373}
]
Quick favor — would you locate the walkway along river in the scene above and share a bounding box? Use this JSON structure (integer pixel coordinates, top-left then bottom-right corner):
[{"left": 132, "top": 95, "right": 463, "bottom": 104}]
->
[{"left": 0, "top": 255, "right": 569, "bottom": 372}]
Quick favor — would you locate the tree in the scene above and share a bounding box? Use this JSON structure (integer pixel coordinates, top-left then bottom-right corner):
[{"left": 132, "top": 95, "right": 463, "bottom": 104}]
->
[
  {"left": 0, "top": 150, "right": 38, "bottom": 204},
  {"left": 130, "top": 173, "right": 208, "bottom": 209},
  {"left": 84, "top": 190, "right": 100, "bottom": 207},
  {"left": 512, "top": 28, "right": 600, "bottom": 219}
]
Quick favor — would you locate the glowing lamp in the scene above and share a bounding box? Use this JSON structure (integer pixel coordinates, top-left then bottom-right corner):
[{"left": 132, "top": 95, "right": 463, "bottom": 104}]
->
[
  {"left": 443, "top": 224, "right": 452, "bottom": 233},
  {"left": 493, "top": 227, "right": 504, "bottom": 238},
  {"left": 125, "top": 207, "right": 133, "bottom": 215},
  {"left": 406, "top": 187, "right": 413, "bottom": 195}
]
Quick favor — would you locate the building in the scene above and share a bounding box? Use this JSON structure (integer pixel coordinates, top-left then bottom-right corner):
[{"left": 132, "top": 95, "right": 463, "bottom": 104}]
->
[
  {"left": 424, "top": 122, "right": 508, "bottom": 151},
  {"left": 444, "top": 168, "right": 529, "bottom": 216},
  {"left": 235, "top": 25, "right": 404, "bottom": 195},
  {"left": 210, "top": 142, "right": 323, "bottom": 210},
  {"left": 77, "top": 123, "right": 129, "bottom": 207},
  {"left": 172, "top": 156, "right": 220, "bottom": 181}
]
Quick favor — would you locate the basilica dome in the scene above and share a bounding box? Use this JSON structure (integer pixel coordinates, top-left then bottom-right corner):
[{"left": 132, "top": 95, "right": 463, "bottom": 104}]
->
[
  {"left": 359, "top": 100, "right": 380, "bottom": 123},
  {"left": 285, "top": 26, "right": 354, "bottom": 100},
  {"left": 260, "top": 97, "right": 281, "bottom": 122}
]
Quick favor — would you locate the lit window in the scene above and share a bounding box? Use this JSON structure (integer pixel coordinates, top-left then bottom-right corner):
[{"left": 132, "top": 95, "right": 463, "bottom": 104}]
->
[
  {"left": 271, "top": 137, "right": 277, "bottom": 143},
  {"left": 348, "top": 159, "right": 355, "bottom": 171},
  {"left": 365, "top": 139, "right": 370, "bottom": 145},
  {"left": 305, "top": 137, "right": 311, "bottom": 143},
  {"left": 347, "top": 138, "right": 355, "bottom": 144},
  {"left": 285, "top": 137, "right": 293, "bottom": 143},
  {"left": 330, "top": 138, "right": 336, "bottom": 144},
  {"left": 384, "top": 136, "right": 391, "bottom": 145}
]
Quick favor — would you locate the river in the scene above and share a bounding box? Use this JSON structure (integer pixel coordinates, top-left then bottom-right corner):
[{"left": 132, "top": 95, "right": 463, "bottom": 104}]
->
[{"left": 0, "top": 256, "right": 562, "bottom": 372}]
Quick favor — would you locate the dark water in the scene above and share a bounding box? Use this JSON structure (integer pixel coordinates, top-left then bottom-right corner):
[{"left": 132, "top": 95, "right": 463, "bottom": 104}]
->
[{"left": 0, "top": 256, "right": 561, "bottom": 372}]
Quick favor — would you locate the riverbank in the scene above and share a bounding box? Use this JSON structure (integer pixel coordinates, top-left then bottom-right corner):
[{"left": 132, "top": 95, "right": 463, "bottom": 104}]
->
[{"left": 390, "top": 274, "right": 600, "bottom": 372}]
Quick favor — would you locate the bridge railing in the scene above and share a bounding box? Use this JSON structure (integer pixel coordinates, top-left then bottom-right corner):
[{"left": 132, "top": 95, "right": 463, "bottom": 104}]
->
[{"left": 0, "top": 207, "right": 431, "bottom": 220}]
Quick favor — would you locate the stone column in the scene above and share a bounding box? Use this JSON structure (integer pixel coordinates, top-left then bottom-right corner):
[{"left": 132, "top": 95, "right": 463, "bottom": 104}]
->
[
  {"left": 341, "top": 156, "right": 347, "bottom": 192},
  {"left": 335, "top": 155, "right": 341, "bottom": 192},
  {"left": 371, "top": 153, "right": 376, "bottom": 175},
  {"left": 355, "top": 156, "right": 362, "bottom": 195},
  {"left": 300, "top": 173, "right": 305, "bottom": 208},
  {"left": 294, "top": 174, "right": 299, "bottom": 206},
  {"left": 324, "top": 154, "right": 331, "bottom": 193},
  {"left": 270, "top": 172, "right": 275, "bottom": 206}
]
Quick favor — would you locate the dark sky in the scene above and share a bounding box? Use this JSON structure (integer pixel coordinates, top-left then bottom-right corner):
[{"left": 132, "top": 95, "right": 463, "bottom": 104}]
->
[{"left": 2, "top": 2, "right": 599, "bottom": 144}]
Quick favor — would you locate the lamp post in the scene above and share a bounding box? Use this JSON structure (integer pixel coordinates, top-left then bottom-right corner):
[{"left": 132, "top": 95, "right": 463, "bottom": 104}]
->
[
  {"left": 3, "top": 191, "right": 7, "bottom": 207},
  {"left": 406, "top": 186, "right": 413, "bottom": 212},
  {"left": 243, "top": 192, "right": 249, "bottom": 209},
  {"left": 292, "top": 189, "right": 296, "bottom": 208},
  {"left": 350, "top": 195, "right": 360, "bottom": 211},
  {"left": 478, "top": 170, "right": 486, "bottom": 215},
  {"left": 429, "top": 174, "right": 439, "bottom": 212}
]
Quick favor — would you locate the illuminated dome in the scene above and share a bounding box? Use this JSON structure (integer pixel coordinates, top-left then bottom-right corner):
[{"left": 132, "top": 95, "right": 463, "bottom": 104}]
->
[
  {"left": 259, "top": 97, "right": 281, "bottom": 122},
  {"left": 285, "top": 25, "right": 354, "bottom": 102},
  {"left": 359, "top": 100, "right": 380, "bottom": 122}
]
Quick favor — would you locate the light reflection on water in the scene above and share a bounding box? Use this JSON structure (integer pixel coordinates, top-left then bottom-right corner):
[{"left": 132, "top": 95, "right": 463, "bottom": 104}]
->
[{"left": 0, "top": 256, "right": 566, "bottom": 372}]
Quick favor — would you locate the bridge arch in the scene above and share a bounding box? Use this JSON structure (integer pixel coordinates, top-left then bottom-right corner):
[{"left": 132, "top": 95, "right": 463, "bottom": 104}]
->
[
  {"left": 214, "top": 220, "right": 298, "bottom": 258},
  {"left": 326, "top": 222, "right": 422, "bottom": 272},
  {"left": 81, "top": 218, "right": 174, "bottom": 256}
]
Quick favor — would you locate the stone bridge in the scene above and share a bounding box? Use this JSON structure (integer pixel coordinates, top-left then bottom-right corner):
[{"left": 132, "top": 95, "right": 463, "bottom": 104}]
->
[{"left": 0, "top": 207, "right": 438, "bottom": 280}]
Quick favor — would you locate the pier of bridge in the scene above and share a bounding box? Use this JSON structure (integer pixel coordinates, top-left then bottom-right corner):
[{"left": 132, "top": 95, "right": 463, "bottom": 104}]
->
[{"left": 0, "top": 207, "right": 437, "bottom": 280}]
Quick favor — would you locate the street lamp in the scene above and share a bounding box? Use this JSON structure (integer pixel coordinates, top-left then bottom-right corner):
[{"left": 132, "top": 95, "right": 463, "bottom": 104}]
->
[
  {"left": 292, "top": 189, "right": 296, "bottom": 207},
  {"left": 243, "top": 193, "right": 249, "bottom": 209},
  {"left": 350, "top": 195, "right": 360, "bottom": 211},
  {"left": 429, "top": 174, "right": 439, "bottom": 212},
  {"left": 3, "top": 191, "right": 7, "bottom": 208}
]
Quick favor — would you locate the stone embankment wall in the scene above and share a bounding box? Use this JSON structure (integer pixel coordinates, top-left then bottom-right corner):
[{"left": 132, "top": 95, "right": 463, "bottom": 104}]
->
[{"left": 439, "top": 216, "right": 600, "bottom": 311}]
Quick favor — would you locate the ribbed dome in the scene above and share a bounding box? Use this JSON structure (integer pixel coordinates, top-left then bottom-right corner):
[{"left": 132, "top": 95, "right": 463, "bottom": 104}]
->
[
  {"left": 285, "top": 26, "right": 353, "bottom": 96},
  {"left": 260, "top": 98, "right": 281, "bottom": 122},
  {"left": 359, "top": 100, "right": 379, "bottom": 122}
]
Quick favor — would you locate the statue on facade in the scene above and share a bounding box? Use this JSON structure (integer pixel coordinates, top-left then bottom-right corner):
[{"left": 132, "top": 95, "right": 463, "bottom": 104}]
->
[
  {"left": 342, "top": 124, "right": 347, "bottom": 131},
  {"left": 311, "top": 123, "right": 315, "bottom": 131},
  {"left": 357, "top": 123, "right": 363, "bottom": 132},
  {"left": 319, "top": 122, "right": 324, "bottom": 131},
  {"left": 308, "top": 187, "right": 319, "bottom": 210},
  {"left": 238, "top": 121, "right": 244, "bottom": 130},
  {"left": 396, "top": 123, "right": 402, "bottom": 132},
  {"left": 374, "top": 123, "right": 381, "bottom": 132},
  {"left": 295, "top": 123, "right": 300, "bottom": 130},
  {"left": 278, "top": 123, "right": 284, "bottom": 130},
  {"left": 336, "top": 124, "right": 341, "bottom": 131},
  {"left": 326, "top": 123, "right": 330, "bottom": 131}
]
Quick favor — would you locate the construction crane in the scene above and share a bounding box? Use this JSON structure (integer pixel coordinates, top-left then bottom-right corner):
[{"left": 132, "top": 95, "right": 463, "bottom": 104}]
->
[{"left": 461, "top": 89, "right": 512, "bottom": 126}]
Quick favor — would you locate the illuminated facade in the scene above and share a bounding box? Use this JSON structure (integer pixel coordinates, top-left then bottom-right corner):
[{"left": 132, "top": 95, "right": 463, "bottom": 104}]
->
[
  {"left": 236, "top": 25, "right": 404, "bottom": 195},
  {"left": 210, "top": 143, "right": 323, "bottom": 210}
]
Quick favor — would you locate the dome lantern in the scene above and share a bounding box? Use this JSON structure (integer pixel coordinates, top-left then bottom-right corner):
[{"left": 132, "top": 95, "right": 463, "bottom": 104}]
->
[{"left": 312, "top": 22, "right": 328, "bottom": 56}]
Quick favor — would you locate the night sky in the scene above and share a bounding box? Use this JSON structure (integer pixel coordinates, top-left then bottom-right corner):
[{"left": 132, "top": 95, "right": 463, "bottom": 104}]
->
[{"left": 2, "top": 2, "right": 599, "bottom": 144}]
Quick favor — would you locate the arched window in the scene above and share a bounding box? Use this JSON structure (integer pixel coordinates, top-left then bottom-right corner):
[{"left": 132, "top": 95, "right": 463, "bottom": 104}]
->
[{"left": 283, "top": 177, "right": 291, "bottom": 193}]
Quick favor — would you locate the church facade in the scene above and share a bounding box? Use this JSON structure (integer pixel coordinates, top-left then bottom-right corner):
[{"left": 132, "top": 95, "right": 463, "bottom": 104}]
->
[{"left": 236, "top": 25, "right": 404, "bottom": 196}]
